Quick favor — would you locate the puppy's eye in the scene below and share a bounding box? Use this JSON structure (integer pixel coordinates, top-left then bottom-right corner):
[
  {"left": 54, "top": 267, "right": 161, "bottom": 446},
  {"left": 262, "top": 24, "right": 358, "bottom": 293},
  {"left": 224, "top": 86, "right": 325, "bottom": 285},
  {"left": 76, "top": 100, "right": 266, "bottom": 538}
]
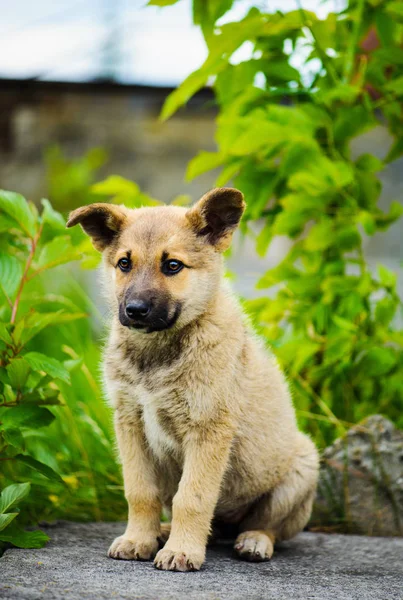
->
[
  {"left": 117, "top": 257, "right": 131, "bottom": 272},
  {"left": 162, "top": 259, "right": 184, "bottom": 276}
]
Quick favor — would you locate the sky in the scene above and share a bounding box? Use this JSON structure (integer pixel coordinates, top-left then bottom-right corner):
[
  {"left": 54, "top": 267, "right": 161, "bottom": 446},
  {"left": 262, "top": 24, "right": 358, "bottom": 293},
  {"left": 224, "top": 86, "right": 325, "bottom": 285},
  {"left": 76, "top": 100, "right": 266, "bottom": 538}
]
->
[{"left": 0, "top": 0, "right": 340, "bottom": 86}]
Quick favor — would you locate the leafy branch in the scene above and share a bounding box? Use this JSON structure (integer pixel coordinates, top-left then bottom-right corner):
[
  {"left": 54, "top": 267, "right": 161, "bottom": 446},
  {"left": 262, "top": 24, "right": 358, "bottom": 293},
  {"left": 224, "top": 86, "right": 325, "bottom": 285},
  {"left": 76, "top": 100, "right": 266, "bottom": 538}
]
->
[{"left": 0, "top": 191, "right": 92, "bottom": 550}]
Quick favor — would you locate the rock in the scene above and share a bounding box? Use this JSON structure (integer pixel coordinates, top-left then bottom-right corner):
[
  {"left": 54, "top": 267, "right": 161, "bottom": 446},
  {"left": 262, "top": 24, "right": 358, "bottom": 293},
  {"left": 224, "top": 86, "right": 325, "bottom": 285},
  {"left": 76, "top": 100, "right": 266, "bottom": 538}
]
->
[
  {"left": 313, "top": 415, "right": 403, "bottom": 536},
  {"left": 1, "top": 521, "right": 403, "bottom": 600}
]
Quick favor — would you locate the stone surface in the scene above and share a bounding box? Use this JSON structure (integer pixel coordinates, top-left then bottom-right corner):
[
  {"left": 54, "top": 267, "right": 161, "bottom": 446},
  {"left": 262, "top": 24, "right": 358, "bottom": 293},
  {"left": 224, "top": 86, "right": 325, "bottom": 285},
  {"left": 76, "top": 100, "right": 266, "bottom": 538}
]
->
[
  {"left": 314, "top": 415, "right": 403, "bottom": 536},
  {"left": 1, "top": 521, "right": 403, "bottom": 600}
]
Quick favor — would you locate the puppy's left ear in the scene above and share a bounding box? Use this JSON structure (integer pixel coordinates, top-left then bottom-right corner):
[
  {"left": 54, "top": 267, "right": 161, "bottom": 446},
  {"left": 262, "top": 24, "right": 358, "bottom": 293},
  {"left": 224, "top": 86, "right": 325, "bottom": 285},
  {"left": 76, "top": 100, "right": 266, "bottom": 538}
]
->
[{"left": 186, "top": 187, "right": 245, "bottom": 252}]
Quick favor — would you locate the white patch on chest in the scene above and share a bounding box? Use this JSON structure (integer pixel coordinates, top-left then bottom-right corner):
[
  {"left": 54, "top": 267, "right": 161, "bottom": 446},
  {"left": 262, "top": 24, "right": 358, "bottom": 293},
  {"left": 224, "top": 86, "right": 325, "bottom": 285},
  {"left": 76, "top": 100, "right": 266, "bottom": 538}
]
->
[{"left": 138, "top": 390, "right": 179, "bottom": 460}]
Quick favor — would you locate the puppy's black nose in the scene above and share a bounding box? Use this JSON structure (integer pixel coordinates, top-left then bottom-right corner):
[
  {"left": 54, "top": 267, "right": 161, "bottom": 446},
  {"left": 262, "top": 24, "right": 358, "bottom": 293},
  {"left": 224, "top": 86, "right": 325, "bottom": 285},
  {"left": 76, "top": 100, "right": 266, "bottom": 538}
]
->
[{"left": 126, "top": 299, "right": 151, "bottom": 320}]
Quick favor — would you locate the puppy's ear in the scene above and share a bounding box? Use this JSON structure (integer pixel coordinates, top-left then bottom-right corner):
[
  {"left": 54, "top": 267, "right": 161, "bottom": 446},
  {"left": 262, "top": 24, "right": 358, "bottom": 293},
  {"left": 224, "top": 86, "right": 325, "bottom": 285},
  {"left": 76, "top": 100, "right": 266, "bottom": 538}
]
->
[
  {"left": 186, "top": 187, "right": 245, "bottom": 252},
  {"left": 66, "top": 203, "right": 127, "bottom": 251}
]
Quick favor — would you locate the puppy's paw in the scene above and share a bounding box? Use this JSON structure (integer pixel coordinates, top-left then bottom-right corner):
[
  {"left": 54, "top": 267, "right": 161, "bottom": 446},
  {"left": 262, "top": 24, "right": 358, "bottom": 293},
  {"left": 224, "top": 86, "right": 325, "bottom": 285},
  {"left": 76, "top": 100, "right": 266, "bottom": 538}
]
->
[
  {"left": 108, "top": 535, "right": 159, "bottom": 561},
  {"left": 234, "top": 530, "right": 274, "bottom": 562},
  {"left": 154, "top": 547, "right": 204, "bottom": 572}
]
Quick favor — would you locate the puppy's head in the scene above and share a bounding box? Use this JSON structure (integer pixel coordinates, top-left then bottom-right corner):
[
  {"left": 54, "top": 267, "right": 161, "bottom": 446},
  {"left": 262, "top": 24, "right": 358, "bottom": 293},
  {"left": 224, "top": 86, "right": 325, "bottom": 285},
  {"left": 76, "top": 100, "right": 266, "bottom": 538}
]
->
[{"left": 67, "top": 188, "right": 245, "bottom": 333}]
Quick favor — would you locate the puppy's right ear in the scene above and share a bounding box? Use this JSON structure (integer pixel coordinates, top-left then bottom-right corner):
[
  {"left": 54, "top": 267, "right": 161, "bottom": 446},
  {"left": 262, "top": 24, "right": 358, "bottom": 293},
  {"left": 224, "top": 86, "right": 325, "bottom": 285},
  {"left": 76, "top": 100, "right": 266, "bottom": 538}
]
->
[{"left": 66, "top": 203, "right": 127, "bottom": 251}]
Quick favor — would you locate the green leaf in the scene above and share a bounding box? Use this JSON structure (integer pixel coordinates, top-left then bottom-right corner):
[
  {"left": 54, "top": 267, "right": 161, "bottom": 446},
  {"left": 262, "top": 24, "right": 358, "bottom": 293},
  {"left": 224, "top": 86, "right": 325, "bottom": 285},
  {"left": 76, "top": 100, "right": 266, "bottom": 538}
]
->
[
  {"left": 0, "top": 323, "right": 12, "bottom": 345},
  {"left": 280, "top": 140, "right": 321, "bottom": 179},
  {"left": 6, "top": 357, "right": 31, "bottom": 389},
  {"left": 0, "top": 190, "right": 37, "bottom": 238},
  {"left": 356, "top": 347, "right": 396, "bottom": 377},
  {"left": 21, "top": 388, "right": 61, "bottom": 406},
  {"left": 1, "top": 406, "right": 55, "bottom": 429},
  {"left": 376, "top": 201, "right": 403, "bottom": 229},
  {"left": 0, "top": 252, "right": 23, "bottom": 298},
  {"left": 216, "top": 161, "right": 242, "bottom": 186},
  {"left": 332, "top": 315, "right": 357, "bottom": 331},
  {"left": 324, "top": 332, "right": 354, "bottom": 363},
  {"left": 385, "top": 75, "right": 403, "bottom": 96},
  {"left": 273, "top": 210, "right": 308, "bottom": 237},
  {"left": 334, "top": 105, "right": 374, "bottom": 143},
  {"left": 356, "top": 171, "right": 382, "bottom": 209},
  {"left": 237, "top": 168, "right": 279, "bottom": 220},
  {"left": 23, "top": 352, "right": 70, "bottom": 383},
  {"left": 18, "top": 310, "right": 87, "bottom": 346},
  {"left": 385, "top": 1, "right": 403, "bottom": 20},
  {"left": 385, "top": 137, "right": 403, "bottom": 163},
  {"left": 0, "top": 513, "right": 18, "bottom": 531},
  {"left": 305, "top": 220, "right": 335, "bottom": 251},
  {"left": 256, "top": 223, "right": 273, "bottom": 257},
  {"left": 147, "top": 0, "right": 180, "bottom": 5},
  {"left": 355, "top": 154, "right": 383, "bottom": 172},
  {"left": 36, "top": 235, "right": 82, "bottom": 271},
  {"left": 161, "top": 69, "right": 213, "bottom": 122},
  {"left": 171, "top": 194, "right": 192, "bottom": 207},
  {"left": 335, "top": 226, "right": 361, "bottom": 251},
  {"left": 193, "top": 0, "right": 234, "bottom": 33},
  {"left": 291, "top": 341, "right": 320, "bottom": 374},
  {"left": 92, "top": 175, "right": 140, "bottom": 197},
  {"left": 264, "top": 61, "right": 300, "bottom": 84},
  {"left": 230, "top": 121, "right": 288, "bottom": 156},
  {"left": 358, "top": 211, "right": 376, "bottom": 235},
  {"left": 376, "top": 8, "right": 397, "bottom": 45},
  {"left": 0, "top": 212, "right": 18, "bottom": 232},
  {"left": 2, "top": 427, "right": 25, "bottom": 450},
  {"left": 0, "top": 523, "right": 49, "bottom": 548},
  {"left": 375, "top": 296, "right": 397, "bottom": 326},
  {"left": 257, "top": 261, "right": 299, "bottom": 289},
  {"left": 186, "top": 152, "right": 225, "bottom": 180},
  {"left": 2, "top": 384, "right": 16, "bottom": 403},
  {"left": 161, "top": 11, "right": 265, "bottom": 120},
  {"left": 0, "top": 482, "right": 31, "bottom": 514},
  {"left": 91, "top": 176, "right": 161, "bottom": 207},
  {"left": 41, "top": 198, "right": 66, "bottom": 236},
  {"left": 378, "top": 264, "right": 397, "bottom": 288},
  {"left": 15, "top": 454, "right": 64, "bottom": 483}
]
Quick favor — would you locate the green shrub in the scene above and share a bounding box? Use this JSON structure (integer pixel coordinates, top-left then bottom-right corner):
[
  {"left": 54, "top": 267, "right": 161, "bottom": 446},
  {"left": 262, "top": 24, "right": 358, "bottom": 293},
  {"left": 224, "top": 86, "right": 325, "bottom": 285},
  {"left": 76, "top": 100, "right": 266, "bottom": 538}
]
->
[
  {"left": 0, "top": 191, "right": 125, "bottom": 550},
  {"left": 150, "top": 0, "right": 403, "bottom": 445}
]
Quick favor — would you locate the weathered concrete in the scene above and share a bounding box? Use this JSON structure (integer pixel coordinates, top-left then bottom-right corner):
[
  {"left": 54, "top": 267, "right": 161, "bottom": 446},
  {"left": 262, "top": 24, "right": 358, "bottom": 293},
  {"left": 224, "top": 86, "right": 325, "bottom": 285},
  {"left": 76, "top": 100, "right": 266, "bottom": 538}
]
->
[{"left": 1, "top": 522, "right": 403, "bottom": 600}]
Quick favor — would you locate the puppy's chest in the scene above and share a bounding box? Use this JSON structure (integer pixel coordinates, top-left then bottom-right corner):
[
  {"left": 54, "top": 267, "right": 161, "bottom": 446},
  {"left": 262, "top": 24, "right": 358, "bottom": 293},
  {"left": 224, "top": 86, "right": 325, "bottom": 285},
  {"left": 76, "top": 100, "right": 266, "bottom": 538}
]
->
[{"left": 136, "top": 386, "right": 185, "bottom": 461}]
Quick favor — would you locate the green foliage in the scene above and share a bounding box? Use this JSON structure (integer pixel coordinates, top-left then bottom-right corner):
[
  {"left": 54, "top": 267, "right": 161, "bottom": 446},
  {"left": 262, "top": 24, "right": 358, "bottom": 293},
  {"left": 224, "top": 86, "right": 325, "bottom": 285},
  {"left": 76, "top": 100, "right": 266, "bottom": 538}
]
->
[
  {"left": 0, "top": 482, "right": 49, "bottom": 548},
  {"left": 160, "top": 0, "right": 403, "bottom": 445},
  {"left": 0, "top": 191, "right": 126, "bottom": 551},
  {"left": 91, "top": 175, "right": 161, "bottom": 207},
  {"left": 45, "top": 146, "right": 108, "bottom": 212},
  {"left": 90, "top": 174, "right": 191, "bottom": 208}
]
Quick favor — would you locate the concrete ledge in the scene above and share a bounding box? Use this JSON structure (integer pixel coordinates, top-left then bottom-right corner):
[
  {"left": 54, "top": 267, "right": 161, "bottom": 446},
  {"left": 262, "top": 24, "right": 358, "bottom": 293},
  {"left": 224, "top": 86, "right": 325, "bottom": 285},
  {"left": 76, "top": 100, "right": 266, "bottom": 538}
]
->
[{"left": 1, "top": 521, "right": 403, "bottom": 600}]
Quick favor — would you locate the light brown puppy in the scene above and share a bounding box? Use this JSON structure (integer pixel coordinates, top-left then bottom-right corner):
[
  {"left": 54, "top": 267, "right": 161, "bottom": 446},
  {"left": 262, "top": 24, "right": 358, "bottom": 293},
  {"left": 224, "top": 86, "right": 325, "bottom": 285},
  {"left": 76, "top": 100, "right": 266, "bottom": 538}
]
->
[{"left": 67, "top": 188, "right": 319, "bottom": 572}]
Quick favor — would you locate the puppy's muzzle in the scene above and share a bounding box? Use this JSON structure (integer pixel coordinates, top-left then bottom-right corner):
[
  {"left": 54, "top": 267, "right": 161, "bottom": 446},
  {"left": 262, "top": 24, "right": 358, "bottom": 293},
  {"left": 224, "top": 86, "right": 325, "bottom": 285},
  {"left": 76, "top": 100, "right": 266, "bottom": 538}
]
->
[{"left": 119, "top": 293, "right": 182, "bottom": 333}]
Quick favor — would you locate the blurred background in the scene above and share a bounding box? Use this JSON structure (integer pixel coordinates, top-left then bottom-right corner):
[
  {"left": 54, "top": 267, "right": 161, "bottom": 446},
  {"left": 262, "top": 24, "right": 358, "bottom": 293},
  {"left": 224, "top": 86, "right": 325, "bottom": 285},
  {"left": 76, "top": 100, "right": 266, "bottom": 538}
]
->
[
  {"left": 1, "top": 0, "right": 403, "bottom": 540},
  {"left": 0, "top": 0, "right": 401, "bottom": 297}
]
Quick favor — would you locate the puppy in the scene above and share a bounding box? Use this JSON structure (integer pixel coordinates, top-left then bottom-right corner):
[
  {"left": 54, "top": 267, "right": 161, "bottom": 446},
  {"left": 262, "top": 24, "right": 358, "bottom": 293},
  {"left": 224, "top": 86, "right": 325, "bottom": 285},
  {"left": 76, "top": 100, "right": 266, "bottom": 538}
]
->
[{"left": 67, "top": 188, "right": 319, "bottom": 572}]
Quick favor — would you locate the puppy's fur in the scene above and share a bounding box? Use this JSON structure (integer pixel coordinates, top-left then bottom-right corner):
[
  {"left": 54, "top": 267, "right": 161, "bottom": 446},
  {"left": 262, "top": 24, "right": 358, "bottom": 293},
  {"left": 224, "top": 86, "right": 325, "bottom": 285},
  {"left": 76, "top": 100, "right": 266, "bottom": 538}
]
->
[{"left": 67, "top": 188, "right": 319, "bottom": 572}]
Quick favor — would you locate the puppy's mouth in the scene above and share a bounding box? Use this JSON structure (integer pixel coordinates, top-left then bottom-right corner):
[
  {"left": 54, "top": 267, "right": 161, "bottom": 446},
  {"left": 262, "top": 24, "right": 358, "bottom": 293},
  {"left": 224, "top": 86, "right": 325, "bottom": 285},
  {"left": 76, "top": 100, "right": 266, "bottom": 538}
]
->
[{"left": 119, "top": 303, "right": 182, "bottom": 334}]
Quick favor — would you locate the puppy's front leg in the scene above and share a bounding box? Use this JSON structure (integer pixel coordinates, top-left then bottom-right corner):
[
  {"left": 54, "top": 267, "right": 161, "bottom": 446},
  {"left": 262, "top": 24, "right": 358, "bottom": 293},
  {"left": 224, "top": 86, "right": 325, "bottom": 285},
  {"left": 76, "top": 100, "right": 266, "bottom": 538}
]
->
[
  {"left": 108, "top": 410, "right": 161, "bottom": 561},
  {"left": 154, "top": 422, "right": 233, "bottom": 572}
]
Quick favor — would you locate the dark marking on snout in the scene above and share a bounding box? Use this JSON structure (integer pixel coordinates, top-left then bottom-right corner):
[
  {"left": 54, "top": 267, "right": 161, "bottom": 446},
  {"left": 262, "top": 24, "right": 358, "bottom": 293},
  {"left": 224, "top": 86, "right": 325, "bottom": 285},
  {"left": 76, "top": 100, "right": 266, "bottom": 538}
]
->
[{"left": 119, "top": 284, "right": 182, "bottom": 335}]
